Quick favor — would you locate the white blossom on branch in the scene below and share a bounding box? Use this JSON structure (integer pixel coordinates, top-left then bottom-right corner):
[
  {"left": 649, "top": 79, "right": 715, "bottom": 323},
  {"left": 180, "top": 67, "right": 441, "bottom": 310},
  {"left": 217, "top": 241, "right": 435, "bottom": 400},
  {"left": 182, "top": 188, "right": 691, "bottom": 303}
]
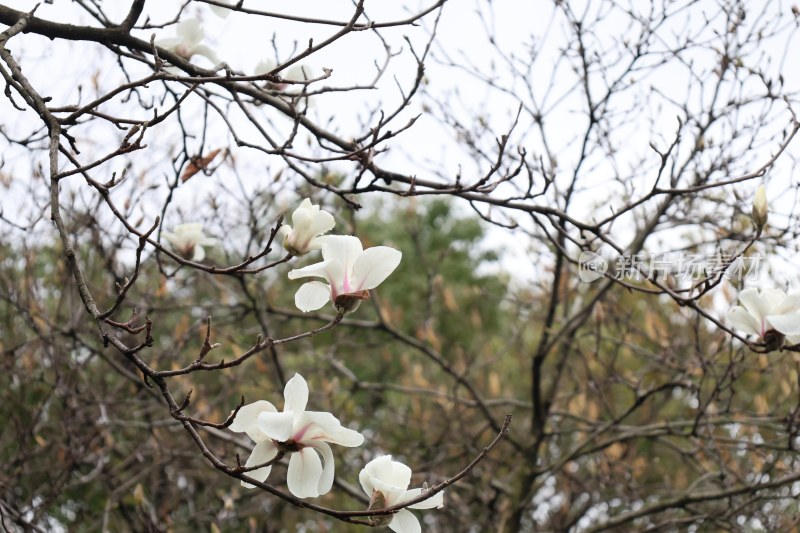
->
[
  {"left": 288, "top": 235, "right": 402, "bottom": 313},
  {"left": 162, "top": 223, "right": 218, "bottom": 261},
  {"left": 359, "top": 455, "right": 444, "bottom": 533},
  {"left": 278, "top": 198, "right": 335, "bottom": 256},
  {"left": 728, "top": 287, "right": 800, "bottom": 347},
  {"left": 156, "top": 19, "right": 220, "bottom": 65},
  {"left": 229, "top": 374, "right": 364, "bottom": 498}
]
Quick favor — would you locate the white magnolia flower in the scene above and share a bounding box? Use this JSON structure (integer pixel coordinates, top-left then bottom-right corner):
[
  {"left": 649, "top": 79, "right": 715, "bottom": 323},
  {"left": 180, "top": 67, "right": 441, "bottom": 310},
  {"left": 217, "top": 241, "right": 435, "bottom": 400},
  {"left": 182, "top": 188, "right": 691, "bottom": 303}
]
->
[
  {"left": 728, "top": 287, "right": 800, "bottom": 345},
  {"left": 229, "top": 374, "right": 364, "bottom": 498},
  {"left": 162, "top": 223, "right": 218, "bottom": 261},
  {"left": 156, "top": 19, "right": 219, "bottom": 64},
  {"left": 359, "top": 455, "right": 444, "bottom": 533},
  {"left": 278, "top": 198, "right": 335, "bottom": 255},
  {"left": 288, "top": 235, "right": 402, "bottom": 313}
]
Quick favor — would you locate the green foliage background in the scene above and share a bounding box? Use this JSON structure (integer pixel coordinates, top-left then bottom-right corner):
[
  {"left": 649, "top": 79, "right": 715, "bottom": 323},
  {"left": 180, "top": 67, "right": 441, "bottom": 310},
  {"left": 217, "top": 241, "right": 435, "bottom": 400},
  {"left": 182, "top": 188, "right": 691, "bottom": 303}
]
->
[{"left": 3, "top": 198, "right": 799, "bottom": 532}]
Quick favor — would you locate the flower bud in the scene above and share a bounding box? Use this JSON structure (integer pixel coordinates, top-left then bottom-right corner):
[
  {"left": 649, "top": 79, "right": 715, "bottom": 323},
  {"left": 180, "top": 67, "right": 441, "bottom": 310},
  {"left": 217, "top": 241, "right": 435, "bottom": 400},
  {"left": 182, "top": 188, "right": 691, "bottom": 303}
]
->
[{"left": 751, "top": 184, "right": 768, "bottom": 230}]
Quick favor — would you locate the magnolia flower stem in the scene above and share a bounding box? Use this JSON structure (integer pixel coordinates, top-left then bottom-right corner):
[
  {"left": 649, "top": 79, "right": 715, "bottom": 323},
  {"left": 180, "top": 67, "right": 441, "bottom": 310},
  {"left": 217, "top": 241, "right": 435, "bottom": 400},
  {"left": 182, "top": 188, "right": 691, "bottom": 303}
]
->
[{"left": 234, "top": 450, "right": 286, "bottom": 474}]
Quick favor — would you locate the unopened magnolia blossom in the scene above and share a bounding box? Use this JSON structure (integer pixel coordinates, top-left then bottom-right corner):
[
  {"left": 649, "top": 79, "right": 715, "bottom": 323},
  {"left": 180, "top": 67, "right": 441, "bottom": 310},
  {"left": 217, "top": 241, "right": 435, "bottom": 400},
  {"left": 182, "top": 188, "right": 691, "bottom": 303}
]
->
[
  {"left": 728, "top": 287, "right": 800, "bottom": 347},
  {"left": 156, "top": 19, "right": 219, "bottom": 65},
  {"left": 229, "top": 374, "right": 364, "bottom": 498},
  {"left": 162, "top": 223, "right": 218, "bottom": 261},
  {"left": 288, "top": 235, "right": 402, "bottom": 312},
  {"left": 752, "top": 184, "right": 768, "bottom": 229},
  {"left": 278, "top": 199, "right": 335, "bottom": 255},
  {"left": 359, "top": 455, "right": 444, "bottom": 533}
]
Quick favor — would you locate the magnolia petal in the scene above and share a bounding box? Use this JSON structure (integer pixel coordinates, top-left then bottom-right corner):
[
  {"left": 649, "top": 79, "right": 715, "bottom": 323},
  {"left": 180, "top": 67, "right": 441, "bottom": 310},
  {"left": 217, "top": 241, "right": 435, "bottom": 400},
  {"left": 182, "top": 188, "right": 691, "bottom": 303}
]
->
[
  {"left": 296, "top": 198, "right": 313, "bottom": 211},
  {"left": 379, "top": 457, "right": 412, "bottom": 489},
  {"left": 761, "top": 288, "right": 788, "bottom": 307},
  {"left": 403, "top": 488, "right": 445, "bottom": 509},
  {"left": 198, "top": 235, "right": 219, "bottom": 247},
  {"left": 177, "top": 19, "right": 204, "bottom": 47},
  {"left": 736, "top": 288, "right": 764, "bottom": 320},
  {"left": 766, "top": 311, "right": 800, "bottom": 336},
  {"left": 241, "top": 440, "right": 278, "bottom": 488},
  {"left": 389, "top": 509, "right": 421, "bottom": 533},
  {"left": 289, "top": 258, "right": 346, "bottom": 297},
  {"left": 360, "top": 456, "right": 395, "bottom": 495},
  {"left": 316, "top": 235, "right": 363, "bottom": 273},
  {"left": 257, "top": 410, "right": 295, "bottom": 442},
  {"left": 772, "top": 293, "right": 800, "bottom": 315},
  {"left": 371, "top": 476, "right": 409, "bottom": 507},
  {"left": 358, "top": 468, "right": 375, "bottom": 498},
  {"left": 352, "top": 246, "right": 402, "bottom": 291},
  {"left": 787, "top": 334, "right": 800, "bottom": 345},
  {"left": 177, "top": 222, "right": 204, "bottom": 234},
  {"left": 294, "top": 281, "right": 332, "bottom": 312},
  {"left": 307, "top": 210, "right": 335, "bottom": 239},
  {"left": 303, "top": 411, "right": 364, "bottom": 446},
  {"left": 255, "top": 60, "right": 274, "bottom": 76},
  {"left": 229, "top": 400, "right": 277, "bottom": 441},
  {"left": 288, "top": 260, "right": 335, "bottom": 281},
  {"left": 307, "top": 441, "right": 335, "bottom": 495},
  {"left": 161, "top": 231, "right": 179, "bottom": 247},
  {"left": 284, "top": 374, "right": 309, "bottom": 413},
  {"left": 287, "top": 447, "right": 323, "bottom": 498},
  {"left": 193, "top": 44, "right": 221, "bottom": 65},
  {"left": 278, "top": 224, "right": 292, "bottom": 242},
  {"left": 739, "top": 288, "right": 781, "bottom": 321},
  {"left": 156, "top": 37, "right": 182, "bottom": 50},
  {"left": 728, "top": 306, "right": 761, "bottom": 336},
  {"left": 192, "top": 245, "right": 206, "bottom": 262},
  {"left": 286, "top": 202, "right": 330, "bottom": 251},
  {"left": 306, "top": 236, "right": 328, "bottom": 251},
  {"left": 291, "top": 207, "right": 313, "bottom": 234}
]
